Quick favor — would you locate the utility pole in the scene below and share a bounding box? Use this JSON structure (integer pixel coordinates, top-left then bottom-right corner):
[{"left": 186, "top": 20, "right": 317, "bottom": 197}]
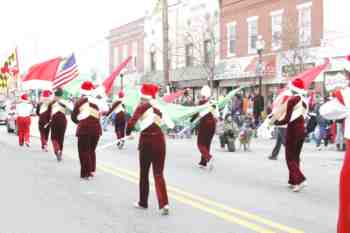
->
[{"left": 162, "top": 0, "right": 170, "bottom": 93}]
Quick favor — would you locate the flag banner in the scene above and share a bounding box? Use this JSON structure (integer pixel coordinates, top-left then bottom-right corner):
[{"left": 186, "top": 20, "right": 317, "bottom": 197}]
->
[
  {"left": 120, "top": 86, "right": 242, "bottom": 125},
  {"left": 60, "top": 73, "right": 93, "bottom": 97},
  {"left": 53, "top": 54, "right": 79, "bottom": 89},
  {"left": 0, "top": 48, "right": 19, "bottom": 89},
  {"left": 21, "top": 57, "right": 61, "bottom": 90},
  {"left": 103, "top": 56, "right": 132, "bottom": 94}
]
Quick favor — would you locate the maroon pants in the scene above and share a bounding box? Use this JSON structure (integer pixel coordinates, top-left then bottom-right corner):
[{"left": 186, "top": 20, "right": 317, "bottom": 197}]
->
[
  {"left": 285, "top": 137, "right": 306, "bottom": 185},
  {"left": 115, "top": 125, "right": 125, "bottom": 139},
  {"left": 17, "top": 117, "right": 31, "bottom": 146},
  {"left": 337, "top": 140, "right": 350, "bottom": 233},
  {"left": 197, "top": 119, "right": 216, "bottom": 166},
  {"left": 138, "top": 134, "right": 168, "bottom": 209},
  {"left": 39, "top": 126, "right": 50, "bottom": 148},
  {"left": 77, "top": 135, "right": 99, "bottom": 178},
  {"left": 51, "top": 115, "right": 67, "bottom": 155}
]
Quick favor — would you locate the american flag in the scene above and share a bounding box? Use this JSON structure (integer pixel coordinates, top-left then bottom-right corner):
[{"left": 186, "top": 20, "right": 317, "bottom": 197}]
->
[{"left": 53, "top": 54, "right": 79, "bottom": 89}]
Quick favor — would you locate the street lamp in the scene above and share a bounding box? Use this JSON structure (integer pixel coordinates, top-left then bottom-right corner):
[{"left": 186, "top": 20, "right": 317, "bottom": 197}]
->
[
  {"left": 256, "top": 35, "right": 265, "bottom": 96},
  {"left": 120, "top": 68, "right": 127, "bottom": 90}
]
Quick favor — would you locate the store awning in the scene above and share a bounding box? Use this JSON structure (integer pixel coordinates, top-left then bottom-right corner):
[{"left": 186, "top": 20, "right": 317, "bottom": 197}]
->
[{"left": 244, "top": 55, "right": 276, "bottom": 75}]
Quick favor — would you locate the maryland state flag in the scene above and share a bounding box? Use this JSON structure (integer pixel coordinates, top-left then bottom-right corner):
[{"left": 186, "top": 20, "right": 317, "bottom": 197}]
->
[{"left": 0, "top": 48, "right": 19, "bottom": 88}]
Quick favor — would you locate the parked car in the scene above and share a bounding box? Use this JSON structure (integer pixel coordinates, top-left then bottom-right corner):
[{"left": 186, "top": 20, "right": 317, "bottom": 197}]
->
[
  {"left": 0, "top": 106, "right": 7, "bottom": 125},
  {"left": 6, "top": 103, "right": 17, "bottom": 133}
]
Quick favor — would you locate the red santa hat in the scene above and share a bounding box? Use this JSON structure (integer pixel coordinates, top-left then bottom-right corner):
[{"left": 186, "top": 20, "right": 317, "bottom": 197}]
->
[
  {"left": 140, "top": 83, "right": 159, "bottom": 100},
  {"left": 288, "top": 78, "right": 307, "bottom": 95},
  {"left": 80, "top": 81, "right": 95, "bottom": 96},
  {"left": 41, "top": 90, "right": 52, "bottom": 100},
  {"left": 20, "top": 93, "right": 29, "bottom": 102}
]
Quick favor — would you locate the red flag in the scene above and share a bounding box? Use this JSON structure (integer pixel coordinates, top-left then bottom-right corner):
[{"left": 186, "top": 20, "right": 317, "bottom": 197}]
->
[
  {"left": 163, "top": 90, "right": 185, "bottom": 103},
  {"left": 290, "top": 58, "right": 330, "bottom": 89},
  {"left": 22, "top": 57, "right": 61, "bottom": 90},
  {"left": 103, "top": 56, "right": 132, "bottom": 94},
  {"left": 272, "top": 59, "right": 330, "bottom": 109}
]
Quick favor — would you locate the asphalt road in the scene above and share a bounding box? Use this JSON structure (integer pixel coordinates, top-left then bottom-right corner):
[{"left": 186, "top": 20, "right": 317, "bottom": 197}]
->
[{"left": 0, "top": 125, "right": 342, "bottom": 233}]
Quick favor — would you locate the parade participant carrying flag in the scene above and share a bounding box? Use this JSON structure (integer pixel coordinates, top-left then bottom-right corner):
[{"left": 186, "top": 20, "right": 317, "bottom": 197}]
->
[
  {"left": 49, "top": 88, "right": 73, "bottom": 161},
  {"left": 268, "top": 78, "right": 308, "bottom": 192},
  {"left": 16, "top": 93, "right": 33, "bottom": 147},
  {"left": 190, "top": 85, "right": 218, "bottom": 170},
  {"left": 105, "top": 90, "right": 127, "bottom": 149},
  {"left": 126, "top": 83, "right": 170, "bottom": 216},
  {"left": 319, "top": 57, "right": 350, "bottom": 233},
  {"left": 36, "top": 90, "right": 53, "bottom": 152},
  {"left": 71, "top": 81, "right": 102, "bottom": 180}
]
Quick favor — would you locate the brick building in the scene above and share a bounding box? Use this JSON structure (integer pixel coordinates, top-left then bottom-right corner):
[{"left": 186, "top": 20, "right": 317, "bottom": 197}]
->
[
  {"left": 107, "top": 18, "right": 145, "bottom": 90},
  {"left": 217, "top": 0, "right": 324, "bottom": 104}
]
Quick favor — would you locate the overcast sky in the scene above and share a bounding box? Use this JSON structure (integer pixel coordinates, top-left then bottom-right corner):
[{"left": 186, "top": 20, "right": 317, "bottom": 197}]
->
[
  {"left": 1, "top": 0, "right": 350, "bottom": 76},
  {"left": 0, "top": 0, "right": 153, "bottom": 75}
]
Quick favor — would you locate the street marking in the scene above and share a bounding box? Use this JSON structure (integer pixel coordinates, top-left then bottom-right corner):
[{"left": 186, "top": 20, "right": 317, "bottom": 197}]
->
[
  {"left": 10, "top": 136, "right": 304, "bottom": 233},
  {"left": 19, "top": 137, "right": 303, "bottom": 233},
  {"left": 100, "top": 164, "right": 304, "bottom": 233},
  {"left": 98, "top": 164, "right": 276, "bottom": 233}
]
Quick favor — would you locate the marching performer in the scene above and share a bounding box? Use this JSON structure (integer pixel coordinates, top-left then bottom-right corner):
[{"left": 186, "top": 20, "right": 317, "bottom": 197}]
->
[
  {"left": 106, "top": 90, "right": 126, "bottom": 149},
  {"left": 16, "top": 93, "right": 33, "bottom": 147},
  {"left": 319, "top": 85, "right": 350, "bottom": 233},
  {"left": 191, "top": 85, "right": 217, "bottom": 170},
  {"left": 71, "top": 81, "right": 102, "bottom": 180},
  {"left": 126, "top": 83, "right": 169, "bottom": 215},
  {"left": 269, "top": 78, "right": 308, "bottom": 192},
  {"left": 49, "top": 88, "right": 73, "bottom": 161},
  {"left": 36, "top": 90, "right": 52, "bottom": 151}
]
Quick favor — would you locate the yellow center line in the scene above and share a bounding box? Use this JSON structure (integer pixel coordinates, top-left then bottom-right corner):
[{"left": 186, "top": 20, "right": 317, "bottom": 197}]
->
[
  {"left": 98, "top": 164, "right": 276, "bottom": 233},
  {"left": 100, "top": 163, "right": 305, "bottom": 233}
]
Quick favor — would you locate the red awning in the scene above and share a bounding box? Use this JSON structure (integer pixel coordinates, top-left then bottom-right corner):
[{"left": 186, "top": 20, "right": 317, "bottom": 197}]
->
[{"left": 244, "top": 55, "right": 276, "bottom": 75}]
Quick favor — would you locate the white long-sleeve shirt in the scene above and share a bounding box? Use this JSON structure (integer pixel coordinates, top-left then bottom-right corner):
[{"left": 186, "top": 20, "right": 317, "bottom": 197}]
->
[{"left": 16, "top": 102, "right": 33, "bottom": 117}]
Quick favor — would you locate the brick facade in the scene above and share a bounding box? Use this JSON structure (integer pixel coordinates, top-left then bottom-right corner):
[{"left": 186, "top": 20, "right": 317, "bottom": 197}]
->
[
  {"left": 107, "top": 18, "right": 145, "bottom": 74},
  {"left": 220, "top": 0, "right": 323, "bottom": 58}
]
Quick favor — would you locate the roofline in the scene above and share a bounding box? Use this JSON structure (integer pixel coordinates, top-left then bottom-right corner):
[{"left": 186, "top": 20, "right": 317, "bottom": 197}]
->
[{"left": 109, "top": 17, "right": 145, "bottom": 34}]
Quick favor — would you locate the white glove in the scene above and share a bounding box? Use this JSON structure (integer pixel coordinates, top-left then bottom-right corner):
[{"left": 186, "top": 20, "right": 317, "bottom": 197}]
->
[{"left": 77, "top": 110, "right": 90, "bottom": 121}]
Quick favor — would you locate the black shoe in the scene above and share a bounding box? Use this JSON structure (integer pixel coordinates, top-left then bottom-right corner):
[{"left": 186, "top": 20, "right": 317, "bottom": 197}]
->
[{"left": 268, "top": 155, "right": 277, "bottom": 160}]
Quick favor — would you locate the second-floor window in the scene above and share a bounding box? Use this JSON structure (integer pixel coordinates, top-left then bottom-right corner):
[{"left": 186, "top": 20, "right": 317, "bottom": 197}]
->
[
  {"left": 204, "top": 40, "right": 211, "bottom": 64},
  {"left": 132, "top": 41, "right": 138, "bottom": 71},
  {"left": 123, "top": 44, "right": 128, "bottom": 60},
  {"left": 247, "top": 16, "right": 258, "bottom": 54},
  {"left": 150, "top": 52, "right": 156, "bottom": 72},
  {"left": 227, "top": 22, "right": 236, "bottom": 56},
  {"left": 185, "top": 43, "right": 194, "bottom": 67},
  {"left": 298, "top": 2, "right": 312, "bottom": 46},
  {"left": 271, "top": 10, "right": 283, "bottom": 50},
  {"left": 113, "top": 47, "right": 119, "bottom": 68}
]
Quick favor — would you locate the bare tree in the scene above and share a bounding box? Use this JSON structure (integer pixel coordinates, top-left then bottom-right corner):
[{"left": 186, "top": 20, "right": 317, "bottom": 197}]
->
[
  {"left": 280, "top": 16, "right": 315, "bottom": 77},
  {"left": 170, "top": 10, "right": 220, "bottom": 92}
]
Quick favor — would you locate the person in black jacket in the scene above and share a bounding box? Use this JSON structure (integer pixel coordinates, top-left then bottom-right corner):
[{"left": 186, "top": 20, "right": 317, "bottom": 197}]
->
[{"left": 253, "top": 89, "right": 264, "bottom": 127}]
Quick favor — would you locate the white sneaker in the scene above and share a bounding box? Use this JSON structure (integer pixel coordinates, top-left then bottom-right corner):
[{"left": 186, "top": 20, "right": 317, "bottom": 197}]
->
[
  {"left": 160, "top": 205, "right": 170, "bottom": 216},
  {"left": 300, "top": 180, "right": 308, "bottom": 188},
  {"left": 292, "top": 185, "right": 301, "bottom": 192},
  {"left": 287, "top": 184, "right": 294, "bottom": 189},
  {"left": 293, "top": 181, "right": 307, "bottom": 192},
  {"left": 133, "top": 202, "right": 147, "bottom": 210},
  {"left": 207, "top": 158, "right": 214, "bottom": 171},
  {"left": 197, "top": 164, "right": 205, "bottom": 169}
]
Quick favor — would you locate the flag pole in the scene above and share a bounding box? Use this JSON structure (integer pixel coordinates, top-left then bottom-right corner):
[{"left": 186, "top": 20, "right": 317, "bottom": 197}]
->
[
  {"left": 15, "top": 47, "right": 20, "bottom": 91},
  {"left": 162, "top": 0, "right": 170, "bottom": 94}
]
